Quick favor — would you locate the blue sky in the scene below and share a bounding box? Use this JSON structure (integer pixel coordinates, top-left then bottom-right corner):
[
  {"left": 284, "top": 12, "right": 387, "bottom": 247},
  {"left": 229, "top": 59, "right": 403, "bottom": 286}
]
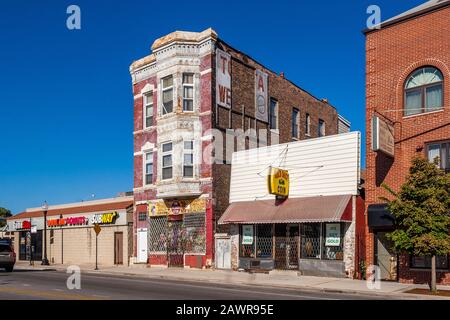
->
[{"left": 0, "top": 0, "right": 426, "bottom": 213}]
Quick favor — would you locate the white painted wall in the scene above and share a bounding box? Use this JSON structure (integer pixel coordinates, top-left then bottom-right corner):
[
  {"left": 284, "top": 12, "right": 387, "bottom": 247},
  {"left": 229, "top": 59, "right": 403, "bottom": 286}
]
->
[{"left": 229, "top": 132, "right": 361, "bottom": 203}]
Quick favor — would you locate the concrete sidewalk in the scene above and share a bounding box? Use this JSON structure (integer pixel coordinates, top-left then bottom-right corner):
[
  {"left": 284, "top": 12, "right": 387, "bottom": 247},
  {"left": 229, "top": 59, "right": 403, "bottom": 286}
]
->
[{"left": 13, "top": 262, "right": 449, "bottom": 299}]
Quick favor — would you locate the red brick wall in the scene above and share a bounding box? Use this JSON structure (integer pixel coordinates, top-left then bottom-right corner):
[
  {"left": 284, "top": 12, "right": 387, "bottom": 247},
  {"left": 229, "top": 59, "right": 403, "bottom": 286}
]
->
[{"left": 365, "top": 7, "right": 450, "bottom": 284}]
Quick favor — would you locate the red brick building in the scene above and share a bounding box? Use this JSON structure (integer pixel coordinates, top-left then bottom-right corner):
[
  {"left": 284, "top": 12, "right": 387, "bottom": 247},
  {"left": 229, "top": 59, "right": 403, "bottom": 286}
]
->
[
  {"left": 364, "top": 0, "right": 450, "bottom": 284},
  {"left": 130, "top": 28, "right": 347, "bottom": 268}
]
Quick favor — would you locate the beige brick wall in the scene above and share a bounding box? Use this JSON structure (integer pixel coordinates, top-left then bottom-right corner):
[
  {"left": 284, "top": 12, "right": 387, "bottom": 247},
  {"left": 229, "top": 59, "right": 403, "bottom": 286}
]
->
[{"left": 46, "top": 225, "right": 130, "bottom": 267}]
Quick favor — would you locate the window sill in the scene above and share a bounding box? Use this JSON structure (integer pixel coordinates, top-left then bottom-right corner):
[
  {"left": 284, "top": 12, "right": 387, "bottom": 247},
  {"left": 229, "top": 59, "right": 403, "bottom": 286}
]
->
[
  {"left": 269, "top": 129, "right": 280, "bottom": 135},
  {"left": 408, "top": 267, "right": 450, "bottom": 272},
  {"left": 403, "top": 108, "right": 444, "bottom": 120},
  {"left": 292, "top": 137, "right": 299, "bottom": 141}
]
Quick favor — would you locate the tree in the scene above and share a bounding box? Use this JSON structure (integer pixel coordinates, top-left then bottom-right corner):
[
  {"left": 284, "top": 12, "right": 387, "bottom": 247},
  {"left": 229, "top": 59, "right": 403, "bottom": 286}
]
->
[
  {"left": 381, "top": 156, "right": 450, "bottom": 292},
  {"left": 0, "top": 207, "right": 12, "bottom": 228}
]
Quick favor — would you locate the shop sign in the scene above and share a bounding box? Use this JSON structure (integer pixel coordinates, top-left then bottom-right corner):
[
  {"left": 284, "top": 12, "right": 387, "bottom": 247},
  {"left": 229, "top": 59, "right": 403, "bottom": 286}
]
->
[
  {"left": 267, "top": 167, "right": 290, "bottom": 198},
  {"left": 242, "top": 225, "right": 254, "bottom": 245},
  {"left": 90, "top": 211, "right": 118, "bottom": 225},
  {"left": 14, "top": 221, "right": 31, "bottom": 230},
  {"left": 149, "top": 198, "right": 206, "bottom": 216},
  {"left": 372, "top": 115, "right": 394, "bottom": 157},
  {"left": 216, "top": 48, "right": 232, "bottom": 109},
  {"left": 325, "top": 223, "right": 341, "bottom": 247},
  {"left": 47, "top": 216, "right": 88, "bottom": 228},
  {"left": 31, "top": 226, "right": 37, "bottom": 234},
  {"left": 255, "top": 69, "right": 268, "bottom": 122}
]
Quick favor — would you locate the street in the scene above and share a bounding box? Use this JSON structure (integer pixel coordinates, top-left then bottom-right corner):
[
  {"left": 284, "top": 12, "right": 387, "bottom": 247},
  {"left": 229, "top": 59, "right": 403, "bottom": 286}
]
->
[{"left": 0, "top": 269, "right": 401, "bottom": 300}]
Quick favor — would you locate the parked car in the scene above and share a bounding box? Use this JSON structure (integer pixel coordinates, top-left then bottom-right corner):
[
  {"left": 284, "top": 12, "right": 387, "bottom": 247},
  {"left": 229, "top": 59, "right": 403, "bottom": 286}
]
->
[{"left": 0, "top": 240, "right": 15, "bottom": 272}]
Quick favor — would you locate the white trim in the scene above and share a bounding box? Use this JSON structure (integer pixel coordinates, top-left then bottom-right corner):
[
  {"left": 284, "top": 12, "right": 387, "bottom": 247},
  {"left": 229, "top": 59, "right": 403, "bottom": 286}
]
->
[
  {"left": 200, "top": 68, "right": 212, "bottom": 76},
  {"left": 201, "top": 134, "right": 213, "bottom": 141}
]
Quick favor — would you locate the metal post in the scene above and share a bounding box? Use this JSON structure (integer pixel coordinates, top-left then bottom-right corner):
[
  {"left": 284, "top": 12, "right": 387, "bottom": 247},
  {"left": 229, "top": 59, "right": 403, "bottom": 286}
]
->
[
  {"left": 29, "top": 217, "right": 32, "bottom": 266},
  {"left": 95, "top": 233, "right": 98, "bottom": 270},
  {"left": 60, "top": 214, "right": 64, "bottom": 265},
  {"left": 42, "top": 209, "right": 49, "bottom": 265}
]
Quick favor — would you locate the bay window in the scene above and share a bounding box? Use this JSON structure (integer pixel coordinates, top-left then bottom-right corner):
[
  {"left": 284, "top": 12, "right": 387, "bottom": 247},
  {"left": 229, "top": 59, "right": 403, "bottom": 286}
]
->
[
  {"left": 162, "top": 75, "right": 174, "bottom": 115},
  {"left": 183, "top": 140, "right": 194, "bottom": 178},
  {"left": 162, "top": 142, "right": 173, "bottom": 180},
  {"left": 183, "top": 73, "right": 194, "bottom": 111}
]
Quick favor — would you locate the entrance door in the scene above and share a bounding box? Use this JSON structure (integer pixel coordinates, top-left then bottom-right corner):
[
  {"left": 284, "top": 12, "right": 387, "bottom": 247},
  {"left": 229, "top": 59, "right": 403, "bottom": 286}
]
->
[
  {"left": 375, "top": 232, "right": 397, "bottom": 281},
  {"left": 137, "top": 228, "right": 148, "bottom": 263},
  {"left": 215, "top": 238, "right": 231, "bottom": 269},
  {"left": 275, "top": 224, "right": 299, "bottom": 270},
  {"left": 167, "top": 220, "right": 184, "bottom": 268},
  {"left": 114, "top": 232, "right": 123, "bottom": 265}
]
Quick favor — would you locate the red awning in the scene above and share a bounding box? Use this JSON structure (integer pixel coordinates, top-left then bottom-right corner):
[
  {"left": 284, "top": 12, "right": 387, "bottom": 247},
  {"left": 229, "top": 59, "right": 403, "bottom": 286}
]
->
[{"left": 218, "top": 195, "right": 353, "bottom": 225}]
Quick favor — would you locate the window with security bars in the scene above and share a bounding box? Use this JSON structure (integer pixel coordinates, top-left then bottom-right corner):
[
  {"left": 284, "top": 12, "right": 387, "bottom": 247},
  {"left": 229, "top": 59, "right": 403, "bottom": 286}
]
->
[
  {"left": 300, "top": 223, "right": 321, "bottom": 259},
  {"left": 183, "top": 213, "right": 206, "bottom": 254},
  {"left": 138, "top": 212, "right": 147, "bottom": 221},
  {"left": 149, "top": 216, "right": 167, "bottom": 253},
  {"left": 256, "top": 224, "right": 273, "bottom": 258}
]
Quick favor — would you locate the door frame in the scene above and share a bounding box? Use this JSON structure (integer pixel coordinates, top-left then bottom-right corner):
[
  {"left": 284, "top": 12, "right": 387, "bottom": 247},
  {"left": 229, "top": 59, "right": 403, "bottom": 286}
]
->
[
  {"left": 114, "top": 232, "right": 124, "bottom": 265},
  {"left": 374, "top": 230, "right": 398, "bottom": 281}
]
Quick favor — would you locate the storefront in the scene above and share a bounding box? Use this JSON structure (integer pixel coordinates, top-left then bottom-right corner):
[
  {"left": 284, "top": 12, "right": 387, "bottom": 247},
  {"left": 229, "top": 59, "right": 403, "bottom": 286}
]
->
[
  {"left": 7, "top": 196, "right": 134, "bottom": 266},
  {"left": 145, "top": 197, "right": 210, "bottom": 268},
  {"left": 217, "top": 132, "right": 366, "bottom": 278}
]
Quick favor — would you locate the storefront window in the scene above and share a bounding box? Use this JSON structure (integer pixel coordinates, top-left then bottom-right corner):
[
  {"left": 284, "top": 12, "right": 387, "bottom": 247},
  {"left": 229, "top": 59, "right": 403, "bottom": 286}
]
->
[
  {"left": 411, "top": 255, "right": 449, "bottom": 269},
  {"left": 240, "top": 225, "right": 255, "bottom": 258},
  {"left": 300, "top": 224, "right": 321, "bottom": 259},
  {"left": 322, "top": 223, "right": 344, "bottom": 261},
  {"left": 256, "top": 224, "right": 273, "bottom": 258}
]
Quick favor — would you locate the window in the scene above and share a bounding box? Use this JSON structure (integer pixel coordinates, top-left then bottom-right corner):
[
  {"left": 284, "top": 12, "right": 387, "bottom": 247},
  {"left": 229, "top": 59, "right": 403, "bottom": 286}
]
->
[
  {"left": 182, "top": 73, "right": 194, "bottom": 111},
  {"left": 269, "top": 98, "right": 278, "bottom": 130},
  {"left": 292, "top": 108, "right": 299, "bottom": 138},
  {"left": 239, "top": 225, "right": 255, "bottom": 258},
  {"left": 427, "top": 141, "right": 450, "bottom": 173},
  {"left": 411, "top": 255, "right": 449, "bottom": 269},
  {"left": 162, "top": 75, "right": 174, "bottom": 115},
  {"left": 300, "top": 224, "right": 321, "bottom": 259},
  {"left": 161, "top": 142, "right": 173, "bottom": 180},
  {"left": 138, "top": 212, "right": 147, "bottom": 221},
  {"left": 183, "top": 140, "right": 194, "bottom": 178},
  {"left": 318, "top": 119, "right": 325, "bottom": 137},
  {"left": 144, "top": 152, "right": 153, "bottom": 185},
  {"left": 404, "top": 67, "right": 444, "bottom": 116},
  {"left": 144, "top": 92, "right": 153, "bottom": 128},
  {"left": 305, "top": 113, "right": 311, "bottom": 136}
]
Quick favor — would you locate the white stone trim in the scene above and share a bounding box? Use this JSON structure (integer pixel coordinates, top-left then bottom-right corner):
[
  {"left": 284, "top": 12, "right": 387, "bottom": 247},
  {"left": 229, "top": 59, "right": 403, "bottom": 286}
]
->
[{"left": 200, "top": 68, "right": 212, "bottom": 76}]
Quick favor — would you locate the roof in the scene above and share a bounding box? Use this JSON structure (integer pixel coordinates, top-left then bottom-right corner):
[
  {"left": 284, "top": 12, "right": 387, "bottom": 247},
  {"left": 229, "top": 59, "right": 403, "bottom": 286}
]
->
[
  {"left": 8, "top": 197, "right": 134, "bottom": 221},
  {"left": 364, "top": 0, "right": 450, "bottom": 34},
  {"left": 218, "top": 195, "right": 352, "bottom": 225}
]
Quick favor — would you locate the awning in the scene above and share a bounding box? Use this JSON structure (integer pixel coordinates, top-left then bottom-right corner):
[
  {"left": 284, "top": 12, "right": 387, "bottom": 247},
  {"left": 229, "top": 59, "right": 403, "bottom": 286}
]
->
[
  {"left": 367, "top": 204, "right": 395, "bottom": 228},
  {"left": 218, "top": 195, "right": 353, "bottom": 225}
]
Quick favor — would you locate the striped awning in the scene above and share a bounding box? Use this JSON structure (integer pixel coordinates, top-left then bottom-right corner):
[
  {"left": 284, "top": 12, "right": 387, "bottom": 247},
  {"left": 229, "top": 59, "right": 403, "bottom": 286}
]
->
[{"left": 218, "top": 195, "right": 353, "bottom": 225}]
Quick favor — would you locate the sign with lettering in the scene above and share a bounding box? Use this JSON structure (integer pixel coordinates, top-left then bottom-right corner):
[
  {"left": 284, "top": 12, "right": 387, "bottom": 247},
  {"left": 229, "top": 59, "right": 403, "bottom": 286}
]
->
[
  {"left": 14, "top": 221, "right": 31, "bottom": 230},
  {"left": 325, "top": 223, "right": 341, "bottom": 247},
  {"left": 267, "top": 167, "right": 290, "bottom": 198},
  {"left": 255, "top": 69, "right": 268, "bottom": 122},
  {"left": 242, "top": 225, "right": 254, "bottom": 245},
  {"left": 47, "top": 216, "right": 88, "bottom": 228},
  {"left": 216, "top": 48, "right": 232, "bottom": 109},
  {"left": 149, "top": 198, "right": 206, "bottom": 216},
  {"left": 90, "top": 212, "right": 118, "bottom": 225},
  {"left": 372, "top": 115, "right": 394, "bottom": 157}
]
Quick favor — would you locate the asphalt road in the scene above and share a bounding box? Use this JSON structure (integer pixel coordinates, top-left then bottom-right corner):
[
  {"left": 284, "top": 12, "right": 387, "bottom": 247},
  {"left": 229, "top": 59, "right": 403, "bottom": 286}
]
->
[{"left": 0, "top": 269, "right": 400, "bottom": 300}]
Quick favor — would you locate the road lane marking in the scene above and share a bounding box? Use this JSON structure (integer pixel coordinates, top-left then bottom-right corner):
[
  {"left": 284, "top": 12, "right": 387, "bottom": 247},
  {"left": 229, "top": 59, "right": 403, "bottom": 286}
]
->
[{"left": 0, "top": 287, "right": 102, "bottom": 300}]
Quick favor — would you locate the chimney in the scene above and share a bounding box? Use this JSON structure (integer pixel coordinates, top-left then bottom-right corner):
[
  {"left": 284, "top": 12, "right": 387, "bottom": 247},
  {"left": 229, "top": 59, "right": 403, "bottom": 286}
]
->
[{"left": 279, "top": 71, "right": 285, "bottom": 78}]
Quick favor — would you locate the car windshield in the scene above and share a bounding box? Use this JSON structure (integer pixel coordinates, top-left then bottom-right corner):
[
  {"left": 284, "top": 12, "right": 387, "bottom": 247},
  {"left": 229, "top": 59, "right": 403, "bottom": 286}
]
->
[{"left": 0, "top": 244, "right": 12, "bottom": 253}]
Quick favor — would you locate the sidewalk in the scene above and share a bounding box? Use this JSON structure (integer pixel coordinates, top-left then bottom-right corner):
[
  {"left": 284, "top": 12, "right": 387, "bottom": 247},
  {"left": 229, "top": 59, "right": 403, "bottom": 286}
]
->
[{"left": 14, "top": 261, "right": 450, "bottom": 299}]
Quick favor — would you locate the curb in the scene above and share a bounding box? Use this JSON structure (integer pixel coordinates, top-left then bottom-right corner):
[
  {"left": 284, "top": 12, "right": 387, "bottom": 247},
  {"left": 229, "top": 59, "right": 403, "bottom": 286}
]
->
[{"left": 13, "top": 265, "right": 450, "bottom": 300}]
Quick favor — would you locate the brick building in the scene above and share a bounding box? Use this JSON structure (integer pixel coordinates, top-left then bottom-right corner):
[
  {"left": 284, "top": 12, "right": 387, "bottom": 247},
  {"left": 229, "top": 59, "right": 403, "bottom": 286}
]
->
[
  {"left": 364, "top": 0, "right": 450, "bottom": 284},
  {"left": 130, "top": 28, "right": 348, "bottom": 268}
]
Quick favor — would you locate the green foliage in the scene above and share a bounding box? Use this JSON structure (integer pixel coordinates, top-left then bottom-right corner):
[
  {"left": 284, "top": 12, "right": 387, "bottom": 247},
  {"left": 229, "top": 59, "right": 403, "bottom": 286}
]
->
[
  {"left": 0, "top": 207, "right": 12, "bottom": 227},
  {"left": 381, "top": 157, "right": 450, "bottom": 257}
]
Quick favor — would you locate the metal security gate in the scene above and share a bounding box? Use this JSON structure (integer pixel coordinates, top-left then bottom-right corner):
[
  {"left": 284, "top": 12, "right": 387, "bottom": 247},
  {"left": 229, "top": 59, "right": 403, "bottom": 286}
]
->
[
  {"left": 149, "top": 213, "right": 206, "bottom": 268},
  {"left": 275, "top": 224, "right": 299, "bottom": 270}
]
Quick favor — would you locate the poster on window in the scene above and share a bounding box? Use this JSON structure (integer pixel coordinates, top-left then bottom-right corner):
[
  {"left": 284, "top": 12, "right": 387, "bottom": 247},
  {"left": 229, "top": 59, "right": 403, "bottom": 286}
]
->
[
  {"left": 255, "top": 69, "right": 268, "bottom": 122},
  {"left": 325, "top": 223, "right": 341, "bottom": 247},
  {"left": 216, "top": 48, "right": 232, "bottom": 109},
  {"left": 241, "top": 225, "right": 254, "bottom": 245}
]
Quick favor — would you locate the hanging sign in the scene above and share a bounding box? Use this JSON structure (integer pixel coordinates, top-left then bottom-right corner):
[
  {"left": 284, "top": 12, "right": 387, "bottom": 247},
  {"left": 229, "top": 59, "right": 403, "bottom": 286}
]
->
[
  {"left": 267, "top": 167, "right": 290, "bottom": 198},
  {"left": 325, "top": 223, "right": 341, "bottom": 247},
  {"left": 372, "top": 115, "right": 394, "bottom": 157},
  {"left": 242, "top": 225, "right": 254, "bottom": 245},
  {"left": 216, "top": 48, "right": 232, "bottom": 109},
  {"left": 255, "top": 69, "right": 268, "bottom": 122}
]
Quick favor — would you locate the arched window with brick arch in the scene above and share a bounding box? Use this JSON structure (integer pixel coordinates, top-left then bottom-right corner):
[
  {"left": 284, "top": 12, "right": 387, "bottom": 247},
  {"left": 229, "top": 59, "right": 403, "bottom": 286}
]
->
[{"left": 404, "top": 66, "right": 444, "bottom": 116}]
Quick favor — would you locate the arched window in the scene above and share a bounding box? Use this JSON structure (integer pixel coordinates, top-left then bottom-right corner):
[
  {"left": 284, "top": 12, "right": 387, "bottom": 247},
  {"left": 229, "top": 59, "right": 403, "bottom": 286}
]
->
[{"left": 404, "top": 67, "right": 444, "bottom": 116}]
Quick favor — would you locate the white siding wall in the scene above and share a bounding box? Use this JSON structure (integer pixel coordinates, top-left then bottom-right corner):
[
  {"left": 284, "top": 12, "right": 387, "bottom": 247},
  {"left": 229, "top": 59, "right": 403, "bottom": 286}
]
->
[{"left": 229, "top": 132, "right": 361, "bottom": 203}]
